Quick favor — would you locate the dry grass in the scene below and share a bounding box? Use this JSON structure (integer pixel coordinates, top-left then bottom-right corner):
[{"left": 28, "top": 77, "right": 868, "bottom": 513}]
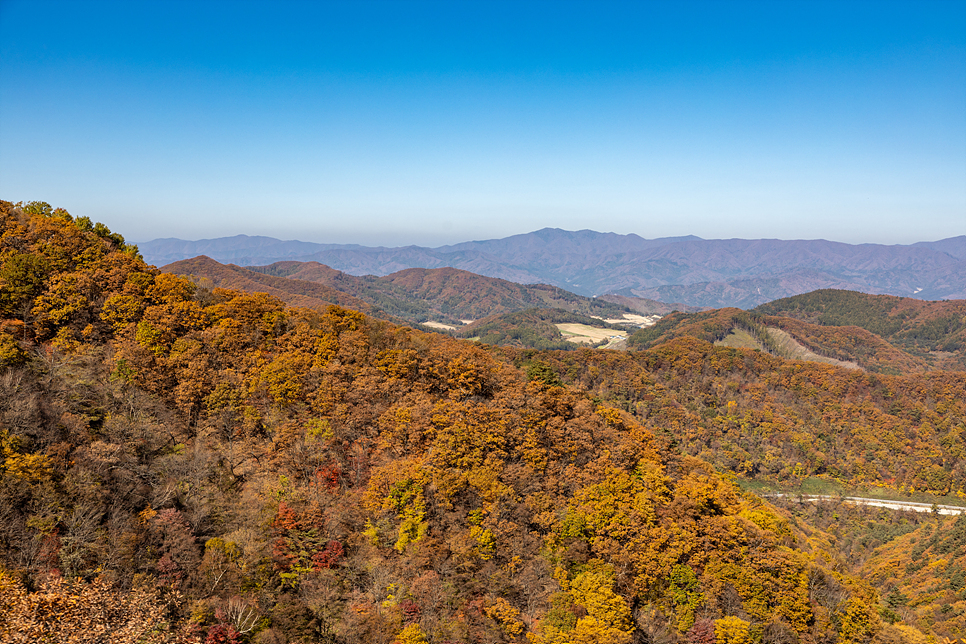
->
[
  {"left": 422, "top": 321, "right": 457, "bottom": 331},
  {"left": 714, "top": 327, "right": 861, "bottom": 370},
  {"left": 556, "top": 323, "right": 627, "bottom": 345}
]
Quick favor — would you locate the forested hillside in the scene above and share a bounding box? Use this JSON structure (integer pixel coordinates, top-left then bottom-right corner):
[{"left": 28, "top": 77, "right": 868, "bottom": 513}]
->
[
  {"left": 162, "top": 256, "right": 381, "bottom": 318},
  {"left": 863, "top": 513, "right": 966, "bottom": 639},
  {"left": 770, "top": 498, "right": 965, "bottom": 641},
  {"left": 754, "top": 290, "right": 966, "bottom": 370},
  {"left": 247, "top": 262, "right": 631, "bottom": 323},
  {"left": 627, "top": 306, "right": 956, "bottom": 374},
  {"left": 1, "top": 201, "right": 962, "bottom": 644},
  {"left": 525, "top": 339, "right": 966, "bottom": 498}
]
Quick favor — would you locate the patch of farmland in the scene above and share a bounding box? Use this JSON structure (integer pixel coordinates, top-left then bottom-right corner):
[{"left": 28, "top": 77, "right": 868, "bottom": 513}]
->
[{"left": 556, "top": 323, "right": 628, "bottom": 347}]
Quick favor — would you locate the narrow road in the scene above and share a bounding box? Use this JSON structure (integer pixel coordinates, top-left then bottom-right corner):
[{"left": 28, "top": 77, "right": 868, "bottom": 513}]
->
[{"left": 764, "top": 494, "right": 966, "bottom": 515}]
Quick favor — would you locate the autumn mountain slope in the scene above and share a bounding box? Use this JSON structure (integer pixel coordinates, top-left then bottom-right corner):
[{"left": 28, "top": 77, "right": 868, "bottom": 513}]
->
[
  {"left": 166, "top": 257, "right": 633, "bottom": 330},
  {"left": 753, "top": 289, "right": 966, "bottom": 371},
  {"left": 167, "top": 257, "right": 634, "bottom": 352},
  {"left": 767, "top": 497, "right": 966, "bottom": 642},
  {"left": 525, "top": 338, "right": 966, "bottom": 502},
  {"left": 0, "top": 199, "right": 908, "bottom": 643},
  {"left": 163, "top": 255, "right": 380, "bottom": 318},
  {"left": 862, "top": 513, "right": 966, "bottom": 639},
  {"left": 626, "top": 304, "right": 955, "bottom": 374},
  {"left": 246, "top": 260, "right": 632, "bottom": 322}
]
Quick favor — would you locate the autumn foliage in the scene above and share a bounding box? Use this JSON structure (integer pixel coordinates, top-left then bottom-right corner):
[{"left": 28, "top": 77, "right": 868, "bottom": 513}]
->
[{"left": 0, "top": 200, "right": 961, "bottom": 643}]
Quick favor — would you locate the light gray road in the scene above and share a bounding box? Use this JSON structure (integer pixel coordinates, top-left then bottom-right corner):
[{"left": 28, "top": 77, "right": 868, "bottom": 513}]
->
[{"left": 764, "top": 494, "right": 966, "bottom": 515}]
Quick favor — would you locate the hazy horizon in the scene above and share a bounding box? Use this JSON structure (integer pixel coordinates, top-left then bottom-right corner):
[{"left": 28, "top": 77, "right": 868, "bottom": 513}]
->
[
  {"left": 135, "top": 227, "right": 963, "bottom": 249},
  {"left": 2, "top": 0, "right": 964, "bottom": 247}
]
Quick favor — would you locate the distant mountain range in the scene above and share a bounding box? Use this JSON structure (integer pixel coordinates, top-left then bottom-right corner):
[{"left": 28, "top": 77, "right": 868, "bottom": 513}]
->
[{"left": 142, "top": 229, "right": 966, "bottom": 308}]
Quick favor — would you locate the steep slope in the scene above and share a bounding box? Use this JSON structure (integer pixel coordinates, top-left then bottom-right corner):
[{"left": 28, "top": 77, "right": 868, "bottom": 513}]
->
[
  {"left": 768, "top": 497, "right": 956, "bottom": 643},
  {"left": 2, "top": 199, "right": 892, "bottom": 643},
  {"left": 862, "top": 514, "right": 966, "bottom": 640},
  {"left": 529, "top": 338, "right": 966, "bottom": 498}
]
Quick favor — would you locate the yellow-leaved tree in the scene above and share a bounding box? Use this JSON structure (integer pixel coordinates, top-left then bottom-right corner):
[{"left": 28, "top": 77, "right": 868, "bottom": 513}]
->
[{"left": 533, "top": 561, "right": 634, "bottom": 644}]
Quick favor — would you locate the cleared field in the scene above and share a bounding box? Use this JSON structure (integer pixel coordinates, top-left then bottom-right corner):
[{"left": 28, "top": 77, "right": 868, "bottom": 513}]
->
[
  {"left": 593, "top": 313, "right": 660, "bottom": 327},
  {"left": 715, "top": 327, "right": 761, "bottom": 350},
  {"left": 422, "top": 321, "right": 457, "bottom": 330},
  {"left": 556, "top": 323, "right": 628, "bottom": 346},
  {"left": 764, "top": 327, "right": 861, "bottom": 370},
  {"left": 714, "top": 326, "right": 861, "bottom": 371}
]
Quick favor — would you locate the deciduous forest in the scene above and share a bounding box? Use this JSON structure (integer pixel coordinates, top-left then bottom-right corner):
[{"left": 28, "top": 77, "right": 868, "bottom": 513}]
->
[{"left": 0, "top": 201, "right": 963, "bottom": 643}]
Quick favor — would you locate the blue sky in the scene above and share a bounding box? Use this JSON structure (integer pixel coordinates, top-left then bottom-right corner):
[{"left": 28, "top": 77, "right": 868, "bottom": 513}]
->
[{"left": 1, "top": 0, "right": 963, "bottom": 246}]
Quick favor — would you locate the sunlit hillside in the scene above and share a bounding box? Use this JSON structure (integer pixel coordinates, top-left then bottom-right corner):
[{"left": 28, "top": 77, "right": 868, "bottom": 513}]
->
[{"left": 1, "top": 201, "right": 961, "bottom": 643}]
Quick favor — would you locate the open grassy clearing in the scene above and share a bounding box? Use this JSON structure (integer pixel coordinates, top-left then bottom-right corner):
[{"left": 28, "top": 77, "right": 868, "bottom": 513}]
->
[
  {"left": 422, "top": 321, "right": 458, "bottom": 330},
  {"left": 592, "top": 313, "right": 661, "bottom": 327},
  {"left": 764, "top": 326, "right": 861, "bottom": 369},
  {"left": 714, "top": 327, "right": 761, "bottom": 350},
  {"left": 556, "top": 323, "right": 627, "bottom": 346},
  {"left": 713, "top": 326, "right": 861, "bottom": 370}
]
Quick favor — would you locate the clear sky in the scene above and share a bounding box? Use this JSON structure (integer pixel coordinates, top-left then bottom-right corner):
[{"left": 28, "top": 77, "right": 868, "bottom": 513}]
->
[{"left": 1, "top": 0, "right": 963, "bottom": 247}]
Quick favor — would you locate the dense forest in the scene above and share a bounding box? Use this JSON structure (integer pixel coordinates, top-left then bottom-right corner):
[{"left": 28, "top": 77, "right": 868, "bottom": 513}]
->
[
  {"left": 0, "top": 201, "right": 963, "bottom": 643},
  {"left": 524, "top": 339, "right": 965, "bottom": 496}
]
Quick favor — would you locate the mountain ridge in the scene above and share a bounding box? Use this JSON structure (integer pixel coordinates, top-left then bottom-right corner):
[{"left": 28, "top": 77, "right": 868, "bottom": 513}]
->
[
  {"left": 163, "top": 255, "right": 633, "bottom": 328},
  {"left": 141, "top": 230, "right": 966, "bottom": 308}
]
